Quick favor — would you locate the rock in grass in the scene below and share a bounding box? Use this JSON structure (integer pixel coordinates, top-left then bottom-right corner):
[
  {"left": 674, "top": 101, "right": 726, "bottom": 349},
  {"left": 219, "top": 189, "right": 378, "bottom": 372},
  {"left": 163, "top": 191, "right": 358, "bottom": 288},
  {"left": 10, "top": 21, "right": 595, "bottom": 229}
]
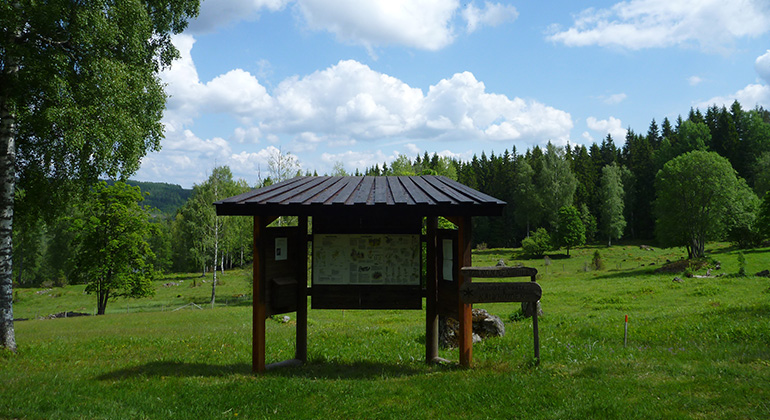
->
[
  {"left": 756, "top": 270, "right": 770, "bottom": 278},
  {"left": 438, "top": 309, "right": 505, "bottom": 349},
  {"left": 673, "top": 276, "right": 684, "bottom": 283}
]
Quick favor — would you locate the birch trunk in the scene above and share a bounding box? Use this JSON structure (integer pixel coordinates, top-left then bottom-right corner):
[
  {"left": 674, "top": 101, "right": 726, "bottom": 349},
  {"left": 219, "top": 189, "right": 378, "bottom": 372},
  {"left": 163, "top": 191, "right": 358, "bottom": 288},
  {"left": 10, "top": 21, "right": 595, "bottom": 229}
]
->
[
  {"left": 210, "top": 218, "right": 218, "bottom": 307},
  {"left": 0, "top": 92, "right": 17, "bottom": 352}
]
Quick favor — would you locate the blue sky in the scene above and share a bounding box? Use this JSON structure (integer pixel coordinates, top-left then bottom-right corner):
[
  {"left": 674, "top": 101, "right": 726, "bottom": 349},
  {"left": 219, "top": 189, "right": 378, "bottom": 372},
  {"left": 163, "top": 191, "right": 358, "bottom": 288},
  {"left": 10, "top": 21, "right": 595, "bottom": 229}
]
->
[{"left": 133, "top": 0, "right": 770, "bottom": 188}]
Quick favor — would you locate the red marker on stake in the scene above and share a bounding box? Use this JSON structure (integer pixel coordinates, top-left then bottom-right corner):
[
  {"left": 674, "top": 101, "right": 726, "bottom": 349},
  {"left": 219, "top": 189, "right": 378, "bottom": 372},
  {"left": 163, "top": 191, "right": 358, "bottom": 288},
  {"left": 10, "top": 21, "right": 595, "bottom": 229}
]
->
[{"left": 624, "top": 315, "right": 629, "bottom": 347}]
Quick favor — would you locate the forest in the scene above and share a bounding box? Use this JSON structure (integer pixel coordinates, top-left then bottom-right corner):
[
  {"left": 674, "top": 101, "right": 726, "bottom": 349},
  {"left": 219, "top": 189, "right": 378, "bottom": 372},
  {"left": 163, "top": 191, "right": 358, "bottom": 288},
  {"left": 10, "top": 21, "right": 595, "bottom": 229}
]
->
[{"left": 12, "top": 101, "right": 770, "bottom": 289}]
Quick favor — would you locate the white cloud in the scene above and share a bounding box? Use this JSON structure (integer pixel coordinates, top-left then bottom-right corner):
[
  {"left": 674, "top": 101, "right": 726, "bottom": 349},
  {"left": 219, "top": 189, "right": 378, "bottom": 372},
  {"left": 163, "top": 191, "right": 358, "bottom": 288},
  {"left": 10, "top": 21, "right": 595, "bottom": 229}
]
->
[
  {"left": 187, "top": 0, "right": 290, "bottom": 33},
  {"left": 296, "top": 0, "right": 459, "bottom": 51},
  {"left": 229, "top": 146, "right": 290, "bottom": 175},
  {"left": 756, "top": 50, "right": 770, "bottom": 84},
  {"left": 698, "top": 84, "right": 770, "bottom": 109},
  {"left": 601, "top": 93, "right": 627, "bottom": 105},
  {"left": 149, "top": 36, "right": 575, "bottom": 186},
  {"left": 161, "top": 34, "right": 272, "bottom": 127},
  {"left": 548, "top": 0, "right": 770, "bottom": 50},
  {"left": 233, "top": 126, "right": 263, "bottom": 144},
  {"left": 422, "top": 71, "right": 573, "bottom": 143},
  {"left": 320, "top": 150, "right": 394, "bottom": 173},
  {"left": 189, "top": 0, "right": 519, "bottom": 51},
  {"left": 688, "top": 76, "right": 705, "bottom": 86},
  {"left": 587, "top": 116, "right": 627, "bottom": 141},
  {"left": 462, "top": 2, "right": 518, "bottom": 33},
  {"left": 404, "top": 143, "right": 422, "bottom": 155},
  {"left": 135, "top": 128, "right": 234, "bottom": 187},
  {"left": 696, "top": 50, "right": 770, "bottom": 110}
]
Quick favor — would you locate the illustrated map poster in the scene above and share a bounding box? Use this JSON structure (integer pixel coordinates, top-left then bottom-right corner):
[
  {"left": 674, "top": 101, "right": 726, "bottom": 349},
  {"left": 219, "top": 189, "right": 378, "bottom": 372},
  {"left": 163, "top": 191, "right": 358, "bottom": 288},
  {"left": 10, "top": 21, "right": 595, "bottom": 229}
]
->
[{"left": 313, "top": 234, "right": 420, "bottom": 285}]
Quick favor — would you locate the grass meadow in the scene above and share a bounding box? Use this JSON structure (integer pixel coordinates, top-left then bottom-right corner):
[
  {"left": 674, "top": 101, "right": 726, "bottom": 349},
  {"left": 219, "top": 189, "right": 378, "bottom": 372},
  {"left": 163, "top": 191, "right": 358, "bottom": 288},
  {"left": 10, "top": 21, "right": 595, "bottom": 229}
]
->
[{"left": 2, "top": 242, "right": 769, "bottom": 419}]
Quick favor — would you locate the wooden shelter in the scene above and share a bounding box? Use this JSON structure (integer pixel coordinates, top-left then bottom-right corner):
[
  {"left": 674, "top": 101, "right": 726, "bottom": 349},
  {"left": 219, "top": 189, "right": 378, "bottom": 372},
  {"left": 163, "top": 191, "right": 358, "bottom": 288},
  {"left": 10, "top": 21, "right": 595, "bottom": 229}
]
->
[{"left": 215, "top": 175, "right": 540, "bottom": 372}]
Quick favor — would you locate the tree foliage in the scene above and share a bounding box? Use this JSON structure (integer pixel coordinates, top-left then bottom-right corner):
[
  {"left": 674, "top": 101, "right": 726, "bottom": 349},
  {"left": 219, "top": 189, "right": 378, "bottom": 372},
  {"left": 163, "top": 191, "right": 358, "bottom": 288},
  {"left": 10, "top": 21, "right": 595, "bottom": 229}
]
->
[
  {"left": 0, "top": 0, "right": 200, "bottom": 350},
  {"left": 70, "top": 182, "right": 156, "bottom": 315},
  {"left": 654, "top": 151, "right": 755, "bottom": 259},
  {"left": 522, "top": 228, "right": 552, "bottom": 258},
  {"left": 758, "top": 191, "right": 770, "bottom": 241},
  {"left": 554, "top": 206, "right": 585, "bottom": 256},
  {"left": 600, "top": 163, "right": 626, "bottom": 246},
  {"left": 534, "top": 143, "right": 577, "bottom": 229},
  {"left": 178, "top": 166, "right": 252, "bottom": 305}
]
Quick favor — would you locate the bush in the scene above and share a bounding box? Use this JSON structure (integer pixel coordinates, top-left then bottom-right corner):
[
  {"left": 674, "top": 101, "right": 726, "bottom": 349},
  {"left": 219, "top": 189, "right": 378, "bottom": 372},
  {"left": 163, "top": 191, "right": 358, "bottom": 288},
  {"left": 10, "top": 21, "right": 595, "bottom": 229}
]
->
[
  {"left": 522, "top": 228, "right": 551, "bottom": 258},
  {"left": 591, "top": 250, "right": 605, "bottom": 271}
]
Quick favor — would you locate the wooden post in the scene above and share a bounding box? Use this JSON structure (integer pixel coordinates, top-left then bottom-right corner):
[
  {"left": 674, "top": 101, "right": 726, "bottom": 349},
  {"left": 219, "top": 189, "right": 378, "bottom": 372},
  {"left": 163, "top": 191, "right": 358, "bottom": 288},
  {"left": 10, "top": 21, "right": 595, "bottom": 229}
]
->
[
  {"left": 296, "top": 216, "right": 308, "bottom": 363},
  {"left": 457, "top": 216, "right": 473, "bottom": 367},
  {"left": 425, "top": 216, "right": 439, "bottom": 363},
  {"left": 531, "top": 273, "right": 540, "bottom": 363},
  {"left": 252, "top": 216, "right": 266, "bottom": 373}
]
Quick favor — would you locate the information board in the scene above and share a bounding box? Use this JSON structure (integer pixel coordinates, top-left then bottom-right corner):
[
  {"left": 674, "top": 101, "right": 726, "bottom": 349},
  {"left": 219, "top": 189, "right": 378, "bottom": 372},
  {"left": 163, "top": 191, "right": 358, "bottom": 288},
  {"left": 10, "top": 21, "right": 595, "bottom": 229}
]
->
[{"left": 313, "top": 234, "right": 420, "bottom": 285}]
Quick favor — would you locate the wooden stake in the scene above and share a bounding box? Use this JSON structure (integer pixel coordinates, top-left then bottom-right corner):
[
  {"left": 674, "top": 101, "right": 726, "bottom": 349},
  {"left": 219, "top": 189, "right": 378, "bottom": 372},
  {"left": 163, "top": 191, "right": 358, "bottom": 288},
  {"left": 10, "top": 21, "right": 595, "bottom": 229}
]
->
[{"left": 624, "top": 314, "right": 628, "bottom": 347}]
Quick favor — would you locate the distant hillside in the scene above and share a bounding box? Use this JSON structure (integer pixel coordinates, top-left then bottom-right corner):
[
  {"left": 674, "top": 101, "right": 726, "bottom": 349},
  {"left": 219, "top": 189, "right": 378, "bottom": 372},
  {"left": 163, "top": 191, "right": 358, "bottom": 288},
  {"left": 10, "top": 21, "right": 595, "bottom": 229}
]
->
[{"left": 106, "top": 180, "right": 192, "bottom": 214}]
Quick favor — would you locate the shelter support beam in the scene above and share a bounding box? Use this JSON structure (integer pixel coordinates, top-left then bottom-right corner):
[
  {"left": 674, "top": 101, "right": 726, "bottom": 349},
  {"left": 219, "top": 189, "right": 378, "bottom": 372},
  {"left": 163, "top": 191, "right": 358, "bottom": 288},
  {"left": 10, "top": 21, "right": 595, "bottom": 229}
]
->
[
  {"left": 425, "top": 216, "right": 439, "bottom": 363},
  {"left": 296, "top": 216, "right": 308, "bottom": 363},
  {"left": 456, "top": 216, "right": 473, "bottom": 367},
  {"left": 252, "top": 215, "right": 267, "bottom": 373}
]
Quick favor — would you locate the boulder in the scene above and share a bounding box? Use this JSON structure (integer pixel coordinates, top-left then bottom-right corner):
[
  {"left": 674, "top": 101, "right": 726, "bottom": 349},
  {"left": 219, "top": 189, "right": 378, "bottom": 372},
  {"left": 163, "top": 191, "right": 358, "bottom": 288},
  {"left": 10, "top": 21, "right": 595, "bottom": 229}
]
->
[{"left": 438, "top": 308, "right": 505, "bottom": 349}]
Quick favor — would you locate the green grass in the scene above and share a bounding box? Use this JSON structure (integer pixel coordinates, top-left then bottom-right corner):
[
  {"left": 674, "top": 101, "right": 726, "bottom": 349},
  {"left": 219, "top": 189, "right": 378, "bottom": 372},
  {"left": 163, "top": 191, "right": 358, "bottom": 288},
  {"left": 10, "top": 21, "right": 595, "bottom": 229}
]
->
[{"left": 2, "top": 242, "right": 770, "bottom": 419}]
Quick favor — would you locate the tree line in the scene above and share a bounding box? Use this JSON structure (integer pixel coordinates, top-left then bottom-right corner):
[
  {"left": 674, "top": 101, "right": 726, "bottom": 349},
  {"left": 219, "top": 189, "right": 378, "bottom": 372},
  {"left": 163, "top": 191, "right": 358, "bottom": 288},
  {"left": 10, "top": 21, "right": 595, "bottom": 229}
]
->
[
  {"left": 356, "top": 102, "right": 770, "bottom": 257},
  {"left": 10, "top": 101, "right": 770, "bottom": 313}
]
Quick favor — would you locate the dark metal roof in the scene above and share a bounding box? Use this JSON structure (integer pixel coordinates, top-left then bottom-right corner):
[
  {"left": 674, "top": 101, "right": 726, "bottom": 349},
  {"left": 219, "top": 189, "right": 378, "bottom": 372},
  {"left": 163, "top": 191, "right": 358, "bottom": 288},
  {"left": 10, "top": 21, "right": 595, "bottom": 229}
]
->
[{"left": 214, "top": 175, "right": 506, "bottom": 217}]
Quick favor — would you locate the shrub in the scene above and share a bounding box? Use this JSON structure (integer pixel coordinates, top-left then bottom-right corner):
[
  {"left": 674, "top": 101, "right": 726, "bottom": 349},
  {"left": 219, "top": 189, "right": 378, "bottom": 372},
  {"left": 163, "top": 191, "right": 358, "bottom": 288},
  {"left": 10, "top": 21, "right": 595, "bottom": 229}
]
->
[
  {"left": 591, "top": 250, "right": 605, "bottom": 271},
  {"left": 522, "top": 228, "right": 551, "bottom": 258}
]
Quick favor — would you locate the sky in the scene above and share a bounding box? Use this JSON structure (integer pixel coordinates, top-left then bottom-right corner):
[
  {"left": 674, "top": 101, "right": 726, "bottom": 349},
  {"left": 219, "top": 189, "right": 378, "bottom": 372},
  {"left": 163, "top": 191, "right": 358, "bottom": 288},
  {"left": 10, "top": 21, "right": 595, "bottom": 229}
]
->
[{"left": 132, "top": 0, "right": 770, "bottom": 188}]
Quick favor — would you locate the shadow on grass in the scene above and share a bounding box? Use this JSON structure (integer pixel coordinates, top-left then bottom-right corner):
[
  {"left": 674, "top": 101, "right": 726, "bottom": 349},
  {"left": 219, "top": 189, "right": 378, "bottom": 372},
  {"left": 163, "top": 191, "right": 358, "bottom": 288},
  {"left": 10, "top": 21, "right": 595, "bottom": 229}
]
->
[
  {"left": 267, "top": 359, "right": 442, "bottom": 379},
  {"left": 97, "top": 361, "right": 252, "bottom": 380},
  {"left": 591, "top": 267, "right": 659, "bottom": 280},
  {"left": 97, "top": 359, "right": 442, "bottom": 381}
]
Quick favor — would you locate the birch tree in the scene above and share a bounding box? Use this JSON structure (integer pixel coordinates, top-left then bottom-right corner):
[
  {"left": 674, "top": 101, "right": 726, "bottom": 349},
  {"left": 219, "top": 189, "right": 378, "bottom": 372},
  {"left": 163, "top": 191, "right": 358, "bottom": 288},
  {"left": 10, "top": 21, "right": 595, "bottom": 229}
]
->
[
  {"left": 600, "top": 163, "right": 626, "bottom": 246},
  {"left": 0, "top": 0, "right": 199, "bottom": 351},
  {"left": 180, "top": 167, "right": 244, "bottom": 306}
]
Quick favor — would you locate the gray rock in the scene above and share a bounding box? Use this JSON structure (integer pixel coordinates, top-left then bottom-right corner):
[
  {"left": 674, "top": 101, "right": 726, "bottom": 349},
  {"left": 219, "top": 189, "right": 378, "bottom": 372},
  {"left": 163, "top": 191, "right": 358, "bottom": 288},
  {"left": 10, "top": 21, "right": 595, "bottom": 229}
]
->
[
  {"left": 673, "top": 276, "right": 684, "bottom": 283},
  {"left": 438, "top": 308, "right": 505, "bottom": 349}
]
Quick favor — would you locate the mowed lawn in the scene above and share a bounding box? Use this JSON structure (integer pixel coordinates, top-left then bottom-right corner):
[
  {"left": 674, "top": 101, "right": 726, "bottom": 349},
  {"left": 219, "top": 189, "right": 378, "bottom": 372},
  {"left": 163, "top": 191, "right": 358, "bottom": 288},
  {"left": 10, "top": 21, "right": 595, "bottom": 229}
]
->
[{"left": 2, "top": 243, "right": 769, "bottom": 419}]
